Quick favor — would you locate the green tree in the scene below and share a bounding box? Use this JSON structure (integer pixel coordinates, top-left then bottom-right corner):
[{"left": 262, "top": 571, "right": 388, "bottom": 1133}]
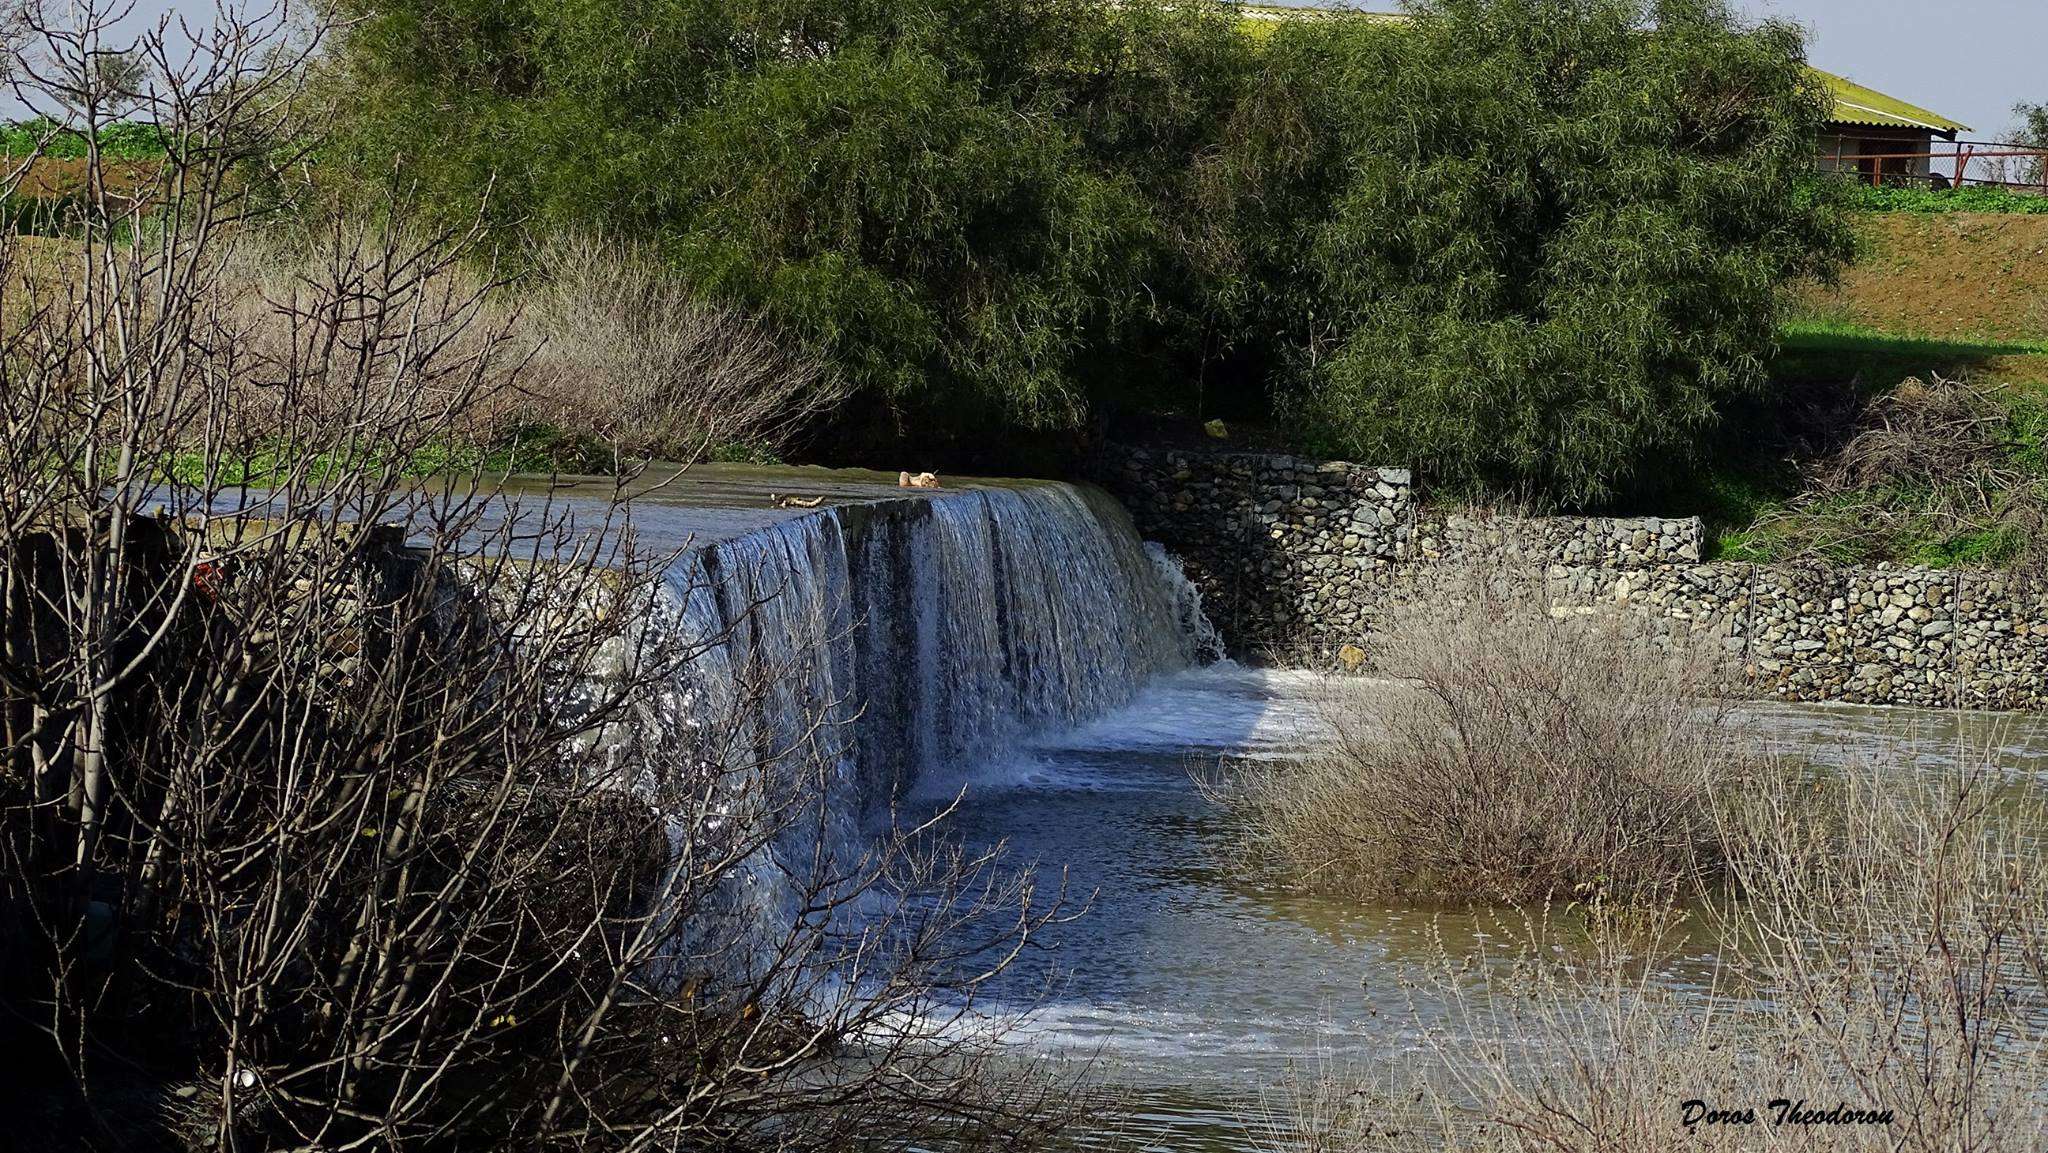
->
[
  {"left": 2013, "top": 101, "right": 2048, "bottom": 185},
  {"left": 318, "top": 0, "right": 1251, "bottom": 448},
  {"left": 1220, "top": 0, "right": 1852, "bottom": 504}
]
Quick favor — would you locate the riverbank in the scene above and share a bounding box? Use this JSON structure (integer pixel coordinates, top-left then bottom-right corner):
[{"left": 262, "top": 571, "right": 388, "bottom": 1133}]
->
[{"left": 911, "top": 660, "right": 2048, "bottom": 1150}]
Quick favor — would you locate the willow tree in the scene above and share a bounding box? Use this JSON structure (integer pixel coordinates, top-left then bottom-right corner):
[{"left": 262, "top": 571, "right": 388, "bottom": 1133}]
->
[
  {"left": 316, "top": 0, "right": 1253, "bottom": 453},
  {"left": 1224, "top": 0, "right": 1853, "bottom": 505}
]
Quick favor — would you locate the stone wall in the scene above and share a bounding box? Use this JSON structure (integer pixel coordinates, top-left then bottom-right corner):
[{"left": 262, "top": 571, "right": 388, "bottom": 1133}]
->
[
  {"left": 1098, "top": 446, "right": 2048, "bottom": 710},
  {"left": 1415, "top": 511, "right": 1703, "bottom": 566},
  {"left": 1100, "top": 448, "right": 1411, "bottom": 651}
]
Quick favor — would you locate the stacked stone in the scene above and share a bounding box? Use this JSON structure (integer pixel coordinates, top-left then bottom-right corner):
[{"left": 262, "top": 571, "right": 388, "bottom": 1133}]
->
[
  {"left": 1955, "top": 571, "right": 2048, "bottom": 711},
  {"left": 1539, "top": 562, "right": 2048, "bottom": 708},
  {"left": 1416, "top": 511, "right": 1703, "bottom": 567},
  {"left": 1101, "top": 448, "right": 1410, "bottom": 654},
  {"left": 1099, "top": 444, "right": 2048, "bottom": 710},
  {"left": 1542, "top": 563, "right": 1747, "bottom": 655}
]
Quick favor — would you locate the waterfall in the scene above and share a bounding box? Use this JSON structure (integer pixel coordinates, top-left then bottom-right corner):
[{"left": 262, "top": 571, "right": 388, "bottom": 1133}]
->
[
  {"left": 671, "top": 483, "right": 1208, "bottom": 801},
  {"left": 600, "top": 482, "right": 1216, "bottom": 964},
  {"left": 1145, "top": 541, "right": 1227, "bottom": 667}
]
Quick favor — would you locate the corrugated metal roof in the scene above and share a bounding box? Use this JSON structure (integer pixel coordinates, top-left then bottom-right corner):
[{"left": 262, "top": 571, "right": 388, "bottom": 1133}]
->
[
  {"left": 1232, "top": 8, "right": 1971, "bottom": 137},
  {"left": 1813, "top": 69, "right": 1969, "bottom": 135}
]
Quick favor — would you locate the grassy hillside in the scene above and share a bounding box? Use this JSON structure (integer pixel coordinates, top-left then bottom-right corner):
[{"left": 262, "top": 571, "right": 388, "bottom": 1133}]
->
[
  {"left": 1775, "top": 322, "right": 2048, "bottom": 391},
  {"left": 1697, "top": 212, "right": 2048, "bottom": 570},
  {"left": 1786, "top": 211, "right": 2048, "bottom": 388}
]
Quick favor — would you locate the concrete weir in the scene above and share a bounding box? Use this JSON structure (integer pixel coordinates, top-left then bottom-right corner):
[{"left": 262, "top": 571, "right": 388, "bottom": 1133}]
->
[
  {"left": 554, "top": 465, "right": 1219, "bottom": 941},
  {"left": 628, "top": 466, "right": 1209, "bottom": 804}
]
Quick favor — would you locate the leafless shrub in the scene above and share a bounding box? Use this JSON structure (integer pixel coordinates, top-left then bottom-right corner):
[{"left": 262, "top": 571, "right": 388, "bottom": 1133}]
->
[
  {"left": 1814, "top": 377, "right": 2016, "bottom": 491},
  {"left": 203, "top": 230, "right": 847, "bottom": 466},
  {"left": 1214, "top": 570, "right": 1737, "bottom": 903},
  {"left": 0, "top": 5, "right": 1068, "bottom": 1150},
  {"left": 519, "top": 236, "right": 847, "bottom": 463},
  {"left": 1263, "top": 749, "right": 2048, "bottom": 1153},
  {"left": 202, "top": 221, "right": 537, "bottom": 439}
]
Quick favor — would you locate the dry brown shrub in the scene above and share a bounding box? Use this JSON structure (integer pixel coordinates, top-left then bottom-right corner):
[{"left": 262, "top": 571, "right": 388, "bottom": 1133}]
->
[
  {"left": 197, "top": 230, "right": 847, "bottom": 464},
  {"left": 1815, "top": 376, "right": 2017, "bottom": 491},
  {"left": 519, "top": 236, "right": 848, "bottom": 462},
  {"left": 203, "top": 220, "right": 535, "bottom": 439},
  {"left": 1744, "top": 375, "right": 2048, "bottom": 571},
  {"left": 1218, "top": 570, "right": 1737, "bottom": 904},
  {"left": 1266, "top": 751, "right": 2048, "bottom": 1153}
]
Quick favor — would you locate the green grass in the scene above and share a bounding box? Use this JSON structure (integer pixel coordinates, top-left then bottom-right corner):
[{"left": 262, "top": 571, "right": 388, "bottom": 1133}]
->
[
  {"left": 1711, "top": 490, "right": 2039, "bottom": 570},
  {"left": 704, "top": 440, "right": 786, "bottom": 465},
  {"left": 1772, "top": 320, "right": 2048, "bottom": 387},
  {"left": 1845, "top": 184, "right": 2048, "bottom": 215},
  {"left": 0, "top": 118, "right": 167, "bottom": 159}
]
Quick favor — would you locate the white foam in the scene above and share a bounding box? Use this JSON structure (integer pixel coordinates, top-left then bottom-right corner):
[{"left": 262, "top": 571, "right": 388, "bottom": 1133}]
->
[
  {"left": 1038, "top": 663, "right": 1403, "bottom": 759},
  {"left": 900, "top": 665, "right": 1367, "bottom": 800}
]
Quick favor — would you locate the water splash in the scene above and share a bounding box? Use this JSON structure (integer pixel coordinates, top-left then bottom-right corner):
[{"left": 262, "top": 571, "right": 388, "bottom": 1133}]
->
[{"left": 1145, "top": 541, "right": 1227, "bottom": 666}]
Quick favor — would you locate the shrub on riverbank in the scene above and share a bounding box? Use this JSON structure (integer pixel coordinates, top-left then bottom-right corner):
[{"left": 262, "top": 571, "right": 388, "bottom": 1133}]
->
[
  {"left": 1276, "top": 756, "right": 2048, "bottom": 1152},
  {"left": 519, "top": 237, "right": 849, "bottom": 462},
  {"left": 315, "top": 0, "right": 1254, "bottom": 457},
  {"left": 1219, "top": 573, "right": 1737, "bottom": 904}
]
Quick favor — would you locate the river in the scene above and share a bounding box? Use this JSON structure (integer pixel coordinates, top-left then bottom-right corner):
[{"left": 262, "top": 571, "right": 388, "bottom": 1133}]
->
[
  {"left": 907, "top": 663, "right": 2048, "bottom": 1149},
  {"left": 529, "top": 468, "right": 2047, "bottom": 1148}
]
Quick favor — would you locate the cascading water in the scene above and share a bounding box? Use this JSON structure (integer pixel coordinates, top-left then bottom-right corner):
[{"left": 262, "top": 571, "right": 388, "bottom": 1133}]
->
[
  {"left": 615, "top": 481, "right": 1220, "bottom": 961},
  {"left": 1145, "top": 541, "right": 1227, "bottom": 667},
  {"left": 687, "top": 485, "right": 1208, "bottom": 782}
]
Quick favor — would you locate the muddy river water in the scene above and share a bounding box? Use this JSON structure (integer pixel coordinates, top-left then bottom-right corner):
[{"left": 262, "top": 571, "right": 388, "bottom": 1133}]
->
[{"left": 909, "top": 664, "right": 2048, "bottom": 1149}]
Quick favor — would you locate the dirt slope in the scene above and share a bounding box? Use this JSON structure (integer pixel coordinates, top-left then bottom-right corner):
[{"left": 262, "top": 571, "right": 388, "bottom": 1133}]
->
[{"left": 1800, "top": 213, "right": 2048, "bottom": 343}]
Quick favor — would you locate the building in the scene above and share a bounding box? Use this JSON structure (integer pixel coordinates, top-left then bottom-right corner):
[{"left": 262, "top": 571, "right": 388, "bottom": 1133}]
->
[
  {"left": 1811, "top": 70, "right": 1970, "bottom": 185},
  {"left": 1237, "top": 5, "right": 1973, "bottom": 187}
]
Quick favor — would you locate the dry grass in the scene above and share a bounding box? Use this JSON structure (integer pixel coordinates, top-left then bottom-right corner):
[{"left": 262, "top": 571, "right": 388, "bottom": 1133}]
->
[
  {"left": 1817, "top": 375, "right": 2027, "bottom": 490},
  {"left": 1264, "top": 752, "right": 2048, "bottom": 1152},
  {"left": 1227, "top": 563, "right": 2048, "bottom": 1151},
  {"left": 1794, "top": 213, "right": 2048, "bottom": 348},
  {"left": 1216, "top": 571, "right": 1738, "bottom": 904},
  {"left": 1736, "top": 375, "right": 2048, "bottom": 570}
]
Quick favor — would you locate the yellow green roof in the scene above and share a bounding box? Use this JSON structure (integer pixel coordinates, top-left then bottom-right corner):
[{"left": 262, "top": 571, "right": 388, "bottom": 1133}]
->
[
  {"left": 1233, "top": 7, "right": 1970, "bottom": 136},
  {"left": 1811, "top": 69, "right": 1968, "bottom": 135},
  {"left": 1236, "top": 3, "right": 1396, "bottom": 40}
]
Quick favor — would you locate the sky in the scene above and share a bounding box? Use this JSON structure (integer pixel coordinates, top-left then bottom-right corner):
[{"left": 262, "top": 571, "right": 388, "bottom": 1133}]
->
[
  {"left": 1300, "top": 0, "right": 2041, "bottom": 139},
  {"left": 26, "top": 0, "right": 2047, "bottom": 142},
  {"left": 1726, "top": 0, "right": 2039, "bottom": 138}
]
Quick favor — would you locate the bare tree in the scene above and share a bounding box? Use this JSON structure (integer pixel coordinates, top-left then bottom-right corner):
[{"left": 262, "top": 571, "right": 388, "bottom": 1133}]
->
[{"left": 0, "top": 5, "right": 1069, "bottom": 1150}]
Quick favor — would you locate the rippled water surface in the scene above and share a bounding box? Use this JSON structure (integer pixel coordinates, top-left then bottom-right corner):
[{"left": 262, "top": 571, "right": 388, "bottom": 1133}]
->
[{"left": 908, "top": 665, "right": 2048, "bottom": 1148}]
